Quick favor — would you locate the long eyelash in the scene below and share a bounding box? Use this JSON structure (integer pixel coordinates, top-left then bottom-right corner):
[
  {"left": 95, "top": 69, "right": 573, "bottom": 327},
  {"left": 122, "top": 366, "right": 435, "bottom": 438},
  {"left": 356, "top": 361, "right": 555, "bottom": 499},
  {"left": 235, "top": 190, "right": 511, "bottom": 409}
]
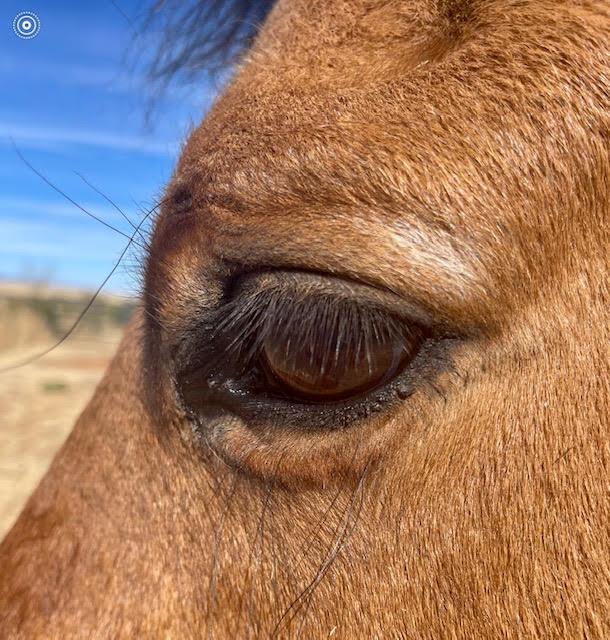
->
[{"left": 202, "top": 287, "right": 418, "bottom": 378}]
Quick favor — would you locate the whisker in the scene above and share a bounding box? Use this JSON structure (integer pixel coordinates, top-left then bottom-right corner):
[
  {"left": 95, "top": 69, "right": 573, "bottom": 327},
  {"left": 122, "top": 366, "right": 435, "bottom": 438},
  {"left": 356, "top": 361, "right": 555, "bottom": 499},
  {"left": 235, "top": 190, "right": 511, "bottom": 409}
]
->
[
  {"left": 0, "top": 200, "right": 160, "bottom": 372},
  {"left": 74, "top": 171, "right": 150, "bottom": 248},
  {"left": 271, "top": 458, "right": 370, "bottom": 637},
  {"left": 234, "top": 478, "right": 275, "bottom": 635},
  {"left": 108, "top": 0, "right": 140, "bottom": 36},
  {"left": 205, "top": 474, "right": 240, "bottom": 640},
  {"left": 12, "top": 143, "right": 149, "bottom": 252}
]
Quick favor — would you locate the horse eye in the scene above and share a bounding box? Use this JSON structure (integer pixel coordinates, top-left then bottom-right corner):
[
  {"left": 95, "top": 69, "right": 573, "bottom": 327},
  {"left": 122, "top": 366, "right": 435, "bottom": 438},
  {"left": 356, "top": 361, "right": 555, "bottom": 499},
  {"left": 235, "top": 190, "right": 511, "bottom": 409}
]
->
[{"left": 260, "top": 328, "right": 421, "bottom": 402}]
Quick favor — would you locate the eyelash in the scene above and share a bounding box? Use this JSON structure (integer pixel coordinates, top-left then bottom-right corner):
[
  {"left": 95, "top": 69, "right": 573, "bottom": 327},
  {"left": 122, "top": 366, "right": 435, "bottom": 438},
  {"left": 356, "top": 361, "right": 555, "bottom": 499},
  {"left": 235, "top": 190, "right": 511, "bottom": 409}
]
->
[
  {"left": 215, "top": 288, "right": 417, "bottom": 372},
  {"left": 176, "top": 286, "right": 452, "bottom": 430}
]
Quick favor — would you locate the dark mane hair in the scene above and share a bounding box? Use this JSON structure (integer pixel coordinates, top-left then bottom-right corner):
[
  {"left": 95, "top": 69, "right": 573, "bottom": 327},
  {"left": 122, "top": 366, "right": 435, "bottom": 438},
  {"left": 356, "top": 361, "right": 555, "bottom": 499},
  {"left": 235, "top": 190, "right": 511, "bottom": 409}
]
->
[{"left": 144, "top": 0, "right": 277, "bottom": 85}]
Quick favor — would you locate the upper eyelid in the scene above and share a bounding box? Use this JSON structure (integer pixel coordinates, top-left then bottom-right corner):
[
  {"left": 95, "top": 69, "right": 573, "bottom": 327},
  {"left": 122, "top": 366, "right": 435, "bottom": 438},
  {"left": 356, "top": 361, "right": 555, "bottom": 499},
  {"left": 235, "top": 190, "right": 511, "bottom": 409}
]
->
[
  {"left": 216, "top": 273, "right": 426, "bottom": 348},
  {"left": 175, "top": 272, "right": 418, "bottom": 375},
  {"left": 173, "top": 267, "right": 464, "bottom": 378},
  {"left": 214, "top": 288, "right": 404, "bottom": 352},
  {"left": 225, "top": 269, "right": 440, "bottom": 330}
]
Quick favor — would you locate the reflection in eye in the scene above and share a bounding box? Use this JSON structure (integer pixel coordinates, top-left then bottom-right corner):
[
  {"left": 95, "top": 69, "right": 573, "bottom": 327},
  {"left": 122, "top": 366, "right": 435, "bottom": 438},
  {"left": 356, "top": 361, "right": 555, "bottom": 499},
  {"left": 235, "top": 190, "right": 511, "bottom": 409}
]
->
[{"left": 261, "top": 327, "right": 416, "bottom": 401}]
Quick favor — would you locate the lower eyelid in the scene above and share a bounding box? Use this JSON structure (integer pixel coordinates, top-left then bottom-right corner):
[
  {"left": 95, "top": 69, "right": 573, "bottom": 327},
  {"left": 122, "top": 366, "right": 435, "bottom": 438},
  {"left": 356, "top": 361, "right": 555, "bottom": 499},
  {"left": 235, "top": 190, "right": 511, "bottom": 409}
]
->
[{"left": 178, "top": 333, "right": 455, "bottom": 432}]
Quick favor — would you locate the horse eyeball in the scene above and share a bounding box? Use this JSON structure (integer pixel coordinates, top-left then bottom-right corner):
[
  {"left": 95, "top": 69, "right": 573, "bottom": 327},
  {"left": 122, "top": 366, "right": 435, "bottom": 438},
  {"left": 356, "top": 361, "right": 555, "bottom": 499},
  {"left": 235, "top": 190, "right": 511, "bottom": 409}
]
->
[{"left": 261, "top": 330, "right": 418, "bottom": 402}]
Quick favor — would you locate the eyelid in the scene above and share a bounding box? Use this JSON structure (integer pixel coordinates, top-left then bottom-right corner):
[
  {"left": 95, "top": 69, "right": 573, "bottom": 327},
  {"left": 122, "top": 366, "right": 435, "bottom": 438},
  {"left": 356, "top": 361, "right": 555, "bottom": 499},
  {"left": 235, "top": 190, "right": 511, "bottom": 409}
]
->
[
  {"left": 174, "top": 269, "right": 421, "bottom": 377},
  {"left": 174, "top": 267, "right": 453, "bottom": 377},
  {"left": 226, "top": 268, "right": 440, "bottom": 330}
]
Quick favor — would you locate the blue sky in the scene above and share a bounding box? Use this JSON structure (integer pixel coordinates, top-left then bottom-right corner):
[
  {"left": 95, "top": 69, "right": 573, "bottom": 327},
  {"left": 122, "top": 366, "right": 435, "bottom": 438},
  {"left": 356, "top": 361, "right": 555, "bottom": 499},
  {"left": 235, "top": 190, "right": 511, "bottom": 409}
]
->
[{"left": 1, "top": 1, "right": 221, "bottom": 293}]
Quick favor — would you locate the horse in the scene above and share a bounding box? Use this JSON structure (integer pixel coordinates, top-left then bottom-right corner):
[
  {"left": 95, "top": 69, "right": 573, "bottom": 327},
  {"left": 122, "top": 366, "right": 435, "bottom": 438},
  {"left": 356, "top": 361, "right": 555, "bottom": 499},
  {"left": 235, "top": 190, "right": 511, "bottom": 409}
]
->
[{"left": 1, "top": 0, "right": 608, "bottom": 637}]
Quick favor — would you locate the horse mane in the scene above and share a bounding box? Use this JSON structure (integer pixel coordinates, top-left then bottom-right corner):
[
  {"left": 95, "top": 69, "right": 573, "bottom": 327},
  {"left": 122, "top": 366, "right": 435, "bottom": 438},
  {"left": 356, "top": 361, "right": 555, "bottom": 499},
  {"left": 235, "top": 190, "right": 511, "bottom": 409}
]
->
[{"left": 145, "top": 0, "right": 277, "bottom": 84}]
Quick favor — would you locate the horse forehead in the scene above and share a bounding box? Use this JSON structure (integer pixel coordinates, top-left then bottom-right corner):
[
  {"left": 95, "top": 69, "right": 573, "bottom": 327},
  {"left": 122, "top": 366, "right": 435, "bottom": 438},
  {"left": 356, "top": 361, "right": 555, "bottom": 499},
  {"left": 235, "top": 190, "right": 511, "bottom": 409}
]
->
[
  {"left": 189, "top": 1, "right": 605, "bottom": 215},
  {"left": 156, "top": 0, "right": 603, "bottom": 321},
  {"left": 176, "top": 0, "right": 581, "bottom": 210},
  {"left": 257, "top": 0, "right": 490, "bottom": 56}
]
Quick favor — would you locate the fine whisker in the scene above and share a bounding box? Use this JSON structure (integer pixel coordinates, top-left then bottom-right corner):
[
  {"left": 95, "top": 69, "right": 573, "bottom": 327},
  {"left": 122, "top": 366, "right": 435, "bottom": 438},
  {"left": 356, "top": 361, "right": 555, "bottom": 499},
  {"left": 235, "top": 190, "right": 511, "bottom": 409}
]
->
[
  {"left": 0, "top": 198, "right": 160, "bottom": 372},
  {"left": 12, "top": 143, "right": 150, "bottom": 252},
  {"left": 74, "top": 171, "right": 150, "bottom": 248}
]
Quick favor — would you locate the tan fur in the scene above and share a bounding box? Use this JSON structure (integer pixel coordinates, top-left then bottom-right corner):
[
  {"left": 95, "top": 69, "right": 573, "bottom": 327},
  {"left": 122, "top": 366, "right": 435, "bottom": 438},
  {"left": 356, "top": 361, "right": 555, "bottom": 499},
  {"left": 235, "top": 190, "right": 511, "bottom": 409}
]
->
[{"left": 1, "top": 1, "right": 609, "bottom": 637}]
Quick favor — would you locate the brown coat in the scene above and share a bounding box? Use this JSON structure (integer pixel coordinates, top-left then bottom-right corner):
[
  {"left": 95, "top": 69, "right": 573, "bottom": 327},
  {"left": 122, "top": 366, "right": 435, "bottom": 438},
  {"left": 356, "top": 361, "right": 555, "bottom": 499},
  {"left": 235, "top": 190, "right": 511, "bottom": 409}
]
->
[{"left": 1, "top": 1, "right": 609, "bottom": 637}]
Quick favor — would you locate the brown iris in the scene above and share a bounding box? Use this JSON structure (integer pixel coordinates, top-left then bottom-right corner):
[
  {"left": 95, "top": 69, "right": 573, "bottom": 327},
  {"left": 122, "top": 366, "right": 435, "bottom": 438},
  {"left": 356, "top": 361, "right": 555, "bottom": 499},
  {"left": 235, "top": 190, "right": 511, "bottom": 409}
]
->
[{"left": 261, "top": 329, "right": 418, "bottom": 402}]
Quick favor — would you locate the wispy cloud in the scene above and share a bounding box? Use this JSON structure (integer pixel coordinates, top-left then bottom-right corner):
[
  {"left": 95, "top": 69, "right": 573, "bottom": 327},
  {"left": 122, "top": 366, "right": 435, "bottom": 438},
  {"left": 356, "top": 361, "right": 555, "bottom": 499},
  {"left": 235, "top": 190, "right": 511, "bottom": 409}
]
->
[
  {"left": 0, "top": 58, "right": 133, "bottom": 92},
  {"left": 0, "top": 218, "right": 121, "bottom": 258},
  {"left": 0, "top": 196, "right": 129, "bottom": 223},
  {"left": 0, "top": 216, "right": 142, "bottom": 293},
  {"left": 0, "top": 56, "right": 217, "bottom": 110},
  {"left": 0, "top": 122, "right": 180, "bottom": 155}
]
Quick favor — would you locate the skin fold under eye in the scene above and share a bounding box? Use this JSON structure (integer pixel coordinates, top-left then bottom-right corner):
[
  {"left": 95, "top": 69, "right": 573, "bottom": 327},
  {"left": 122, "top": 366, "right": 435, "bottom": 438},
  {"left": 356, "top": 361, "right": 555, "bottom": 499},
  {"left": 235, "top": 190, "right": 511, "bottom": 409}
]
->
[{"left": 176, "top": 270, "right": 451, "bottom": 430}]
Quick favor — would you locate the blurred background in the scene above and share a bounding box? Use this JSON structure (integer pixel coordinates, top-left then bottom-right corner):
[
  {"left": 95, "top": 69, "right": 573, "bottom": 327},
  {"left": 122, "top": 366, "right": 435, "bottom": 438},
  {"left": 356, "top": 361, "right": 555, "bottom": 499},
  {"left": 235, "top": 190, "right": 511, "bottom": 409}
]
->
[{"left": 0, "top": 1, "right": 223, "bottom": 535}]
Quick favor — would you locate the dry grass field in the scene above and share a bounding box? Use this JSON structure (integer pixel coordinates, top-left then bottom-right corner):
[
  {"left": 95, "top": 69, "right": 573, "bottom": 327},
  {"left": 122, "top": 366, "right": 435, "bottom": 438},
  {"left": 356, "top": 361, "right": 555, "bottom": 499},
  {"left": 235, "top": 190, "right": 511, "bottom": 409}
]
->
[{"left": 0, "top": 282, "right": 136, "bottom": 538}]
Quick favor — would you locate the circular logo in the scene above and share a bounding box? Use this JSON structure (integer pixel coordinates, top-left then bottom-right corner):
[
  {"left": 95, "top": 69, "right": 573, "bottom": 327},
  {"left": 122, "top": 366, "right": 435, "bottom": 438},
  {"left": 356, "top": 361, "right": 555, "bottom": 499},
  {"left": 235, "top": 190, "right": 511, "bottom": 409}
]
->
[{"left": 13, "top": 11, "right": 41, "bottom": 39}]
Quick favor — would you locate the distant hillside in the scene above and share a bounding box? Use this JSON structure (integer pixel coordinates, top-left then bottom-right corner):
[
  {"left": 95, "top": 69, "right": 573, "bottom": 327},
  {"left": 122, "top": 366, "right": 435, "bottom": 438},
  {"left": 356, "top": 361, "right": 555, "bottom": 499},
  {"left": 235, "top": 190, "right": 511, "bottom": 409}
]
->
[{"left": 0, "top": 282, "right": 138, "bottom": 351}]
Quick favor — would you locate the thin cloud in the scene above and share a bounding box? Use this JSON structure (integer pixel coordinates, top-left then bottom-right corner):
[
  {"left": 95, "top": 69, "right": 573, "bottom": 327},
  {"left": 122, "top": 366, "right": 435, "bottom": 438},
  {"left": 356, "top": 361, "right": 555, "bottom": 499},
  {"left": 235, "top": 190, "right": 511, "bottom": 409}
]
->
[
  {"left": 0, "top": 58, "right": 132, "bottom": 92},
  {"left": 0, "top": 217, "right": 140, "bottom": 293},
  {"left": 0, "top": 122, "right": 180, "bottom": 155},
  {"left": 0, "top": 196, "right": 128, "bottom": 223},
  {"left": 0, "top": 57, "right": 217, "bottom": 111},
  {"left": 0, "top": 217, "right": 134, "bottom": 261}
]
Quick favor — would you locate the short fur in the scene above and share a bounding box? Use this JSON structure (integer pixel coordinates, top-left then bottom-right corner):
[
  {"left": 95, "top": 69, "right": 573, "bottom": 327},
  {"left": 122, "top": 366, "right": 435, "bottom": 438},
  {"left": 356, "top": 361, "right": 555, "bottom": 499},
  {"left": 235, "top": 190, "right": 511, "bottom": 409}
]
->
[{"left": 1, "top": 1, "right": 609, "bottom": 638}]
